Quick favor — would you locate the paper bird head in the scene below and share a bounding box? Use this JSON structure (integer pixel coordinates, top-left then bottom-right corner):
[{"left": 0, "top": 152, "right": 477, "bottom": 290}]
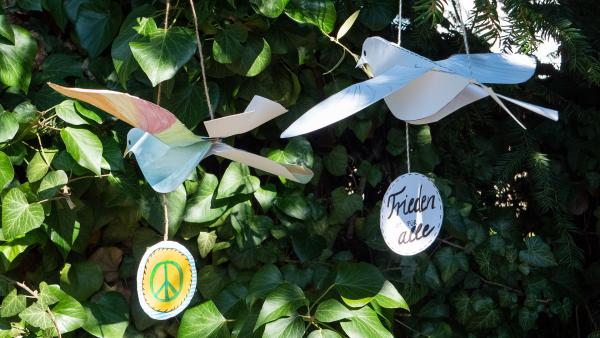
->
[
  {"left": 49, "top": 83, "right": 313, "bottom": 193},
  {"left": 281, "top": 36, "right": 558, "bottom": 138}
]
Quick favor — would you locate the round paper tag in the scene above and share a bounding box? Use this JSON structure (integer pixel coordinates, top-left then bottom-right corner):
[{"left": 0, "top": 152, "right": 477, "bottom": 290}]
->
[
  {"left": 380, "top": 173, "right": 443, "bottom": 255},
  {"left": 136, "top": 241, "right": 197, "bottom": 320}
]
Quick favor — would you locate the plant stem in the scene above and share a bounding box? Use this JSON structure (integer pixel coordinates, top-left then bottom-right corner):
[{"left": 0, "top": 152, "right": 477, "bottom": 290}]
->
[{"left": 308, "top": 283, "right": 335, "bottom": 314}]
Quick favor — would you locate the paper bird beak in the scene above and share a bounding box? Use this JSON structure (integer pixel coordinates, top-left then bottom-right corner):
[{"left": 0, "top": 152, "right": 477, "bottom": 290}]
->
[
  {"left": 356, "top": 56, "right": 366, "bottom": 68},
  {"left": 123, "top": 146, "right": 131, "bottom": 158}
]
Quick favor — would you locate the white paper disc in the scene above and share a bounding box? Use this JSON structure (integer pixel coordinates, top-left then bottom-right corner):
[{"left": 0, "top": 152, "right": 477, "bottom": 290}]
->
[
  {"left": 380, "top": 173, "right": 443, "bottom": 255},
  {"left": 136, "top": 241, "right": 197, "bottom": 320}
]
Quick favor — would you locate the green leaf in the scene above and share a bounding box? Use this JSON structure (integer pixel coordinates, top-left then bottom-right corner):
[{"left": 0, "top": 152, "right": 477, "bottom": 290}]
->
[
  {"left": 27, "top": 149, "right": 57, "bottom": 183},
  {"left": 60, "top": 127, "right": 103, "bottom": 175},
  {"left": 251, "top": 0, "right": 291, "bottom": 18},
  {"left": 83, "top": 292, "right": 129, "bottom": 338},
  {"left": 340, "top": 306, "right": 393, "bottom": 338},
  {"left": 329, "top": 187, "right": 362, "bottom": 224},
  {"left": 268, "top": 137, "right": 314, "bottom": 169},
  {"left": 140, "top": 185, "right": 187, "bottom": 238},
  {"left": 38, "top": 170, "right": 68, "bottom": 200},
  {"left": 335, "top": 262, "right": 384, "bottom": 307},
  {"left": 17, "top": 0, "right": 42, "bottom": 11},
  {"left": 0, "top": 232, "right": 43, "bottom": 271},
  {"left": 357, "top": 161, "right": 382, "bottom": 187},
  {"left": 255, "top": 283, "right": 307, "bottom": 329},
  {"left": 111, "top": 4, "right": 155, "bottom": 87},
  {"left": 226, "top": 37, "right": 271, "bottom": 77},
  {"left": 49, "top": 285, "right": 86, "bottom": 333},
  {"left": 55, "top": 100, "right": 89, "bottom": 125},
  {"left": 38, "top": 282, "right": 59, "bottom": 307},
  {"left": 59, "top": 261, "right": 103, "bottom": 301},
  {"left": 217, "top": 162, "right": 260, "bottom": 199},
  {"left": 274, "top": 193, "right": 311, "bottom": 220},
  {"left": 1, "top": 289, "right": 26, "bottom": 317},
  {"left": 0, "top": 26, "right": 37, "bottom": 92},
  {"left": 2, "top": 188, "right": 45, "bottom": 241},
  {"left": 212, "top": 24, "right": 247, "bottom": 64},
  {"left": 198, "top": 230, "right": 218, "bottom": 258},
  {"left": 519, "top": 236, "right": 557, "bottom": 268},
  {"left": 307, "top": 329, "right": 343, "bottom": 338},
  {"left": 39, "top": 54, "right": 82, "bottom": 81},
  {"left": 315, "top": 299, "right": 353, "bottom": 323},
  {"left": 263, "top": 315, "right": 305, "bottom": 338},
  {"left": 323, "top": 145, "right": 347, "bottom": 176},
  {"left": 254, "top": 184, "right": 277, "bottom": 212},
  {"left": 373, "top": 281, "right": 409, "bottom": 310},
  {"left": 336, "top": 10, "right": 360, "bottom": 40},
  {"left": 74, "top": 1, "right": 122, "bottom": 57},
  {"left": 130, "top": 24, "right": 197, "bottom": 86},
  {"left": 19, "top": 302, "right": 53, "bottom": 329},
  {"left": 434, "top": 247, "right": 469, "bottom": 282},
  {"left": 0, "top": 12, "right": 14, "bottom": 44},
  {"left": 291, "top": 232, "right": 326, "bottom": 262},
  {"left": 163, "top": 82, "right": 219, "bottom": 129},
  {"left": 185, "top": 173, "right": 227, "bottom": 223},
  {"left": 43, "top": 0, "right": 68, "bottom": 30},
  {"left": 0, "top": 112, "right": 19, "bottom": 143},
  {"left": 178, "top": 300, "right": 229, "bottom": 338},
  {"left": 358, "top": 0, "right": 397, "bottom": 31},
  {"left": 285, "top": 0, "right": 336, "bottom": 34},
  {"left": 249, "top": 264, "right": 284, "bottom": 300},
  {"left": 0, "top": 151, "right": 14, "bottom": 190}
]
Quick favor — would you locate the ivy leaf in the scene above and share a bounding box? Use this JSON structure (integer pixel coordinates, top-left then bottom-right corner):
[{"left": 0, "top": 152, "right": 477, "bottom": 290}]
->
[
  {"left": 285, "top": 0, "right": 336, "bottom": 34},
  {"left": 307, "top": 329, "right": 343, "bottom": 338},
  {"left": 434, "top": 247, "right": 469, "bottom": 282},
  {"left": 329, "top": 187, "right": 362, "bottom": 224},
  {"left": 268, "top": 137, "right": 314, "bottom": 169},
  {"left": 335, "top": 262, "right": 384, "bottom": 307},
  {"left": 263, "top": 315, "right": 305, "bottom": 338},
  {"left": 27, "top": 149, "right": 57, "bottom": 183},
  {"left": 340, "top": 306, "right": 393, "bottom": 338},
  {"left": 59, "top": 262, "right": 103, "bottom": 301},
  {"left": 255, "top": 283, "right": 307, "bottom": 329},
  {"left": 0, "top": 25, "right": 37, "bottom": 92},
  {"left": 185, "top": 173, "right": 227, "bottom": 223},
  {"left": 250, "top": 0, "right": 291, "bottom": 18},
  {"left": 0, "top": 112, "right": 19, "bottom": 143},
  {"left": 39, "top": 54, "right": 82, "bottom": 81},
  {"left": 55, "top": 100, "right": 89, "bottom": 125},
  {"left": 197, "top": 230, "right": 218, "bottom": 258},
  {"left": 217, "top": 162, "right": 260, "bottom": 199},
  {"left": 1, "top": 289, "right": 26, "bottom": 317},
  {"left": 19, "top": 302, "right": 54, "bottom": 329},
  {"left": 0, "top": 10, "right": 14, "bottom": 44},
  {"left": 178, "top": 300, "right": 229, "bottom": 338},
  {"left": 130, "top": 23, "right": 197, "bottom": 86},
  {"left": 163, "top": 82, "right": 219, "bottom": 129},
  {"left": 323, "top": 145, "right": 347, "bottom": 176},
  {"left": 212, "top": 24, "right": 247, "bottom": 64},
  {"left": 60, "top": 127, "right": 103, "bottom": 175},
  {"left": 82, "top": 292, "right": 129, "bottom": 338},
  {"left": 315, "top": 299, "right": 353, "bottom": 323},
  {"left": 38, "top": 170, "right": 68, "bottom": 200},
  {"left": 226, "top": 37, "right": 271, "bottom": 77},
  {"left": 43, "top": 0, "right": 68, "bottom": 30},
  {"left": 140, "top": 185, "right": 187, "bottom": 237},
  {"left": 49, "top": 285, "right": 87, "bottom": 334},
  {"left": 358, "top": 0, "right": 397, "bottom": 31},
  {"left": 2, "top": 188, "right": 45, "bottom": 241},
  {"left": 519, "top": 236, "right": 557, "bottom": 268},
  {"left": 0, "top": 151, "right": 14, "bottom": 190},
  {"left": 248, "top": 264, "right": 284, "bottom": 301},
  {"left": 74, "top": 1, "right": 122, "bottom": 57},
  {"left": 373, "top": 281, "right": 409, "bottom": 310}
]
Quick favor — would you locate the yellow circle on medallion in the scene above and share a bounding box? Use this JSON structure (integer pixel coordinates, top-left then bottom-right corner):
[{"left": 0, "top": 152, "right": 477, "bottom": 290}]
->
[{"left": 141, "top": 247, "right": 193, "bottom": 313}]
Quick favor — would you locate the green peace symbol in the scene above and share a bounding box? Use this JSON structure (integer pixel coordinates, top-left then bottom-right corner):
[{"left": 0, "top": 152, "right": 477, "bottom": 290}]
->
[{"left": 150, "top": 260, "right": 184, "bottom": 302}]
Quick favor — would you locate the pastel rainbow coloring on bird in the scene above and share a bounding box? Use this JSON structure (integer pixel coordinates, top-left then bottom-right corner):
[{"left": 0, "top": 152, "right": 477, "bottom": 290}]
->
[
  {"left": 49, "top": 83, "right": 313, "bottom": 193},
  {"left": 281, "top": 36, "right": 558, "bottom": 138}
]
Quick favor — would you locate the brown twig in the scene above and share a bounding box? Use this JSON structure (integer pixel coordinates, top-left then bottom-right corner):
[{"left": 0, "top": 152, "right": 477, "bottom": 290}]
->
[{"left": 189, "top": 0, "right": 214, "bottom": 119}]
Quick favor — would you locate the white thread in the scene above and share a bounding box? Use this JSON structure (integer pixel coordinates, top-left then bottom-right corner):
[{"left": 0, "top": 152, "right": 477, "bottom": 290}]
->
[
  {"left": 454, "top": 0, "right": 473, "bottom": 76},
  {"left": 397, "top": 0, "right": 402, "bottom": 45},
  {"left": 405, "top": 122, "right": 411, "bottom": 172}
]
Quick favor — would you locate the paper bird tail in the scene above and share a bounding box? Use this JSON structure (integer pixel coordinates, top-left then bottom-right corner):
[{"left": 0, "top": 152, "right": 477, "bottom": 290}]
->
[
  {"left": 480, "top": 85, "right": 527, "bottom": 129},
  {"left": 496, "top": 94, "right": 559, "bottom": 121},
  {"left": 204, "top": 96, "right": 287, "bottom": 138},
  {"left": 209, "top": 143, "right": 313, "bottom": 184}
]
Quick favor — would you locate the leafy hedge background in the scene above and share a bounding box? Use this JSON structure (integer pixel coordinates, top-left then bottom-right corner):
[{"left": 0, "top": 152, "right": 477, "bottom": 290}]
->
[{"left": 1, "top": 0, "right": 600, "bottom": 337}]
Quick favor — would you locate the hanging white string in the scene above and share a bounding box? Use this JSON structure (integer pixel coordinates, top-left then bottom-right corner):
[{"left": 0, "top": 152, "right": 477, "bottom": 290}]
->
[
  {"left": 397, "top": 0, "right": 411, "bottom": 173},
  {"left": 397, "top": 0, "right": 402, "bottom": 45},
  {"left": 405, "top": 122, "right": 411, "bottom": 172},
  {"left": 454, "top": 0, "right": 473, "bottom": 76}
]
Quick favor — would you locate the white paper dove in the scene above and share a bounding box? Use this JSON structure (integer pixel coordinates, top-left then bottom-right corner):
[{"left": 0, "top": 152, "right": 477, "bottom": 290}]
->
[{"left": 281, "top": 37, "right": 558, "bottom": 138}]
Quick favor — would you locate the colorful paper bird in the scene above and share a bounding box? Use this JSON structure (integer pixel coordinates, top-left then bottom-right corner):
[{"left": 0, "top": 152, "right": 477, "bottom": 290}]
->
[
  {"left": 281, "top": 37, "right": 558, "bottom": 138},
  {"left": 49, "top": 83, "right": 313, "bottom": 193}
]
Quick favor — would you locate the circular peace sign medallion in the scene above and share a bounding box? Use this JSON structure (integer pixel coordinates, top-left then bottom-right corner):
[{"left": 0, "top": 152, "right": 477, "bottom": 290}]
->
[{"left": 136, "top": 241, "right": 197, "bottom": 320}]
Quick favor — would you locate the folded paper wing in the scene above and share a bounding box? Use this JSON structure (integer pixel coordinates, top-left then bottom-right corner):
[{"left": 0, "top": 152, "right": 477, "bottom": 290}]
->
[
  {"left": 209, "top": 143, "right": 313, "bottom": 184},
  {"left": 204, "top": 96, "right": 287, "bottom": 138},
  {"left": 48, "top": 83, "right": 202, "bottom": 147},
  {"left": 435, "top": 53, "right": 536, "bottom": 84},
  {"left": 281, "top": 66, "right": 430, "bottom": 138}
]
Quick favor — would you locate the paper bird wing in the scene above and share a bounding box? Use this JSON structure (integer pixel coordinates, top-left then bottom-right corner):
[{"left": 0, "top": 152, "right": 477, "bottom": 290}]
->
[
  {"left": 48, "top": 83, "right": 202, "bottom": 147},
  {"left": 435, "top": 53, "right": 536, "bottom": 84},
  {"left": 129, "top": 132, "right": 212, "bottom": 193},
  {"left": 281, "top": 66, "right": 431, "bottom": 138},
  {"left": 496, "top": 94, "right": 558, "bottom": 121},
  {"left": 204, "top": 96, "right": 287, "bottom": 138},
  {"left": 385, "top": 70, "right": 470, "bottom": 121},
  {"left": 407, "top": 84, "right": 488, "bottom": 124},
  {"left": 209, "top": 143, "right": 313, "bottom": 184}
]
